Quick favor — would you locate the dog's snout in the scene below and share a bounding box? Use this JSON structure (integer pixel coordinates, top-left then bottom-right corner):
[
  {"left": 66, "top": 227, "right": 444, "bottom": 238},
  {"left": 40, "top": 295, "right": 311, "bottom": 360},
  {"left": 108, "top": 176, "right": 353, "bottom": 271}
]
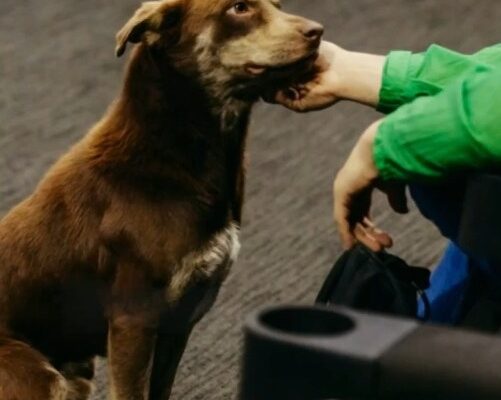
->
[{"left": 301, "top": 21, "right": 324, "bottom": 43}]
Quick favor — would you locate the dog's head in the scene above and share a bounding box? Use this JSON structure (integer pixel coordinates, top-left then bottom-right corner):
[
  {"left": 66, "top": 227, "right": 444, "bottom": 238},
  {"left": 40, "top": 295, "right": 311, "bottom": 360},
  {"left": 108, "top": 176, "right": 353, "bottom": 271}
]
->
[{"left": 116, "top": 0, "right": 323, "bottom": 99}]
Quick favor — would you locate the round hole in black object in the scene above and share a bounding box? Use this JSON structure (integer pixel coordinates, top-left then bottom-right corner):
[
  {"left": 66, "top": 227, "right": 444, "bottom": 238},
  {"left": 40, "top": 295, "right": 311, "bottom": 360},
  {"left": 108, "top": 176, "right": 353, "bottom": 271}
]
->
[{"left": 260, "top": 307, "right": 355, "bottom": 336}]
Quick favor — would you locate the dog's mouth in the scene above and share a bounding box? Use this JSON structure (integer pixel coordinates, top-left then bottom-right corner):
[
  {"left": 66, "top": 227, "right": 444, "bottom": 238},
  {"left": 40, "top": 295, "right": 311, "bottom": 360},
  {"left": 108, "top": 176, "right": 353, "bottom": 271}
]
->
[{"left": 244, "top": 50, "right": 319, "bottom": 77}]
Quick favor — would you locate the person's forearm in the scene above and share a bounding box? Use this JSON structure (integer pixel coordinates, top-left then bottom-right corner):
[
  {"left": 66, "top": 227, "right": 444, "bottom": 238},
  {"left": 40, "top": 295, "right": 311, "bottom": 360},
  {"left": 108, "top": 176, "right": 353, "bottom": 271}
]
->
[
  {"left": 335, "top": 44, "right": 501, "bottom": 112},
  {"left": 335, "top": 49, "right": 385, "bottom": 107}
]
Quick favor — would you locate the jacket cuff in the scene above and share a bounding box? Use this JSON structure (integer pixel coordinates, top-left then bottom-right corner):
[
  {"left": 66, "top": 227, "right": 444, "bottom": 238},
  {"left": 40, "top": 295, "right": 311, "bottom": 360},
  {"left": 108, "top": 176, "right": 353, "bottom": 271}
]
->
[{"left": 377, "top": 51, "right": 424, "bottom": 113}]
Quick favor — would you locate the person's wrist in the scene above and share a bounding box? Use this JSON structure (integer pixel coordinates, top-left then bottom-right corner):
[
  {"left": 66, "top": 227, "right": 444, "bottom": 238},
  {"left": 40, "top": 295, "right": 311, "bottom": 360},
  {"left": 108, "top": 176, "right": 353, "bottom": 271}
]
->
[
  {"left": 333, "top": 50, "right": 385, "bottom": 106},
  {"left": 330, "top": 48, "right": 353, "bottom": 100},
  {"left": 311, "top": 41, "right": 346, "bottom": 100}
]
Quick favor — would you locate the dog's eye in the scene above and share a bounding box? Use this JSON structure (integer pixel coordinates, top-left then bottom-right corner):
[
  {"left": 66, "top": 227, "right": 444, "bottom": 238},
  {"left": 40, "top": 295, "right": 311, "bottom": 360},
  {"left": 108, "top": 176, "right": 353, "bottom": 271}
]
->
[{"left": 232, "top": 2, "right": 250, "bottom": 14}]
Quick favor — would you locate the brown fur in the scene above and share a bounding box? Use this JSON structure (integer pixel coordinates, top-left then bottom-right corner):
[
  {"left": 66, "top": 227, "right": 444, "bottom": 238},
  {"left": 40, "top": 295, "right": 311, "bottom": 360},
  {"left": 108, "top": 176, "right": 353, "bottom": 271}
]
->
[{"left": 0, "top": 0, "right": 322, "bottom": 399}]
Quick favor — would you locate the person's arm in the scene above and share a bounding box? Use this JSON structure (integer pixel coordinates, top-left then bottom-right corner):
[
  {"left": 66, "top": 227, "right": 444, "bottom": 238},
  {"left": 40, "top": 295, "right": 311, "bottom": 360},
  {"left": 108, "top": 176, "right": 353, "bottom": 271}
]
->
[
  {"left": 334, "top": 67, "right": 501, "bottom": 250},
  {"left": 270, "top": 41, "right": 501, "bottom": 112}
]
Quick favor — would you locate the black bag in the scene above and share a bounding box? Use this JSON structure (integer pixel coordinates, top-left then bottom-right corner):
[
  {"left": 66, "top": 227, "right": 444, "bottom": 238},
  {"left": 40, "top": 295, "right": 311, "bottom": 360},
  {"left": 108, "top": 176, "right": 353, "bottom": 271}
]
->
[{"left": 316, "top": 244, "right": 431, "bottom": 319}]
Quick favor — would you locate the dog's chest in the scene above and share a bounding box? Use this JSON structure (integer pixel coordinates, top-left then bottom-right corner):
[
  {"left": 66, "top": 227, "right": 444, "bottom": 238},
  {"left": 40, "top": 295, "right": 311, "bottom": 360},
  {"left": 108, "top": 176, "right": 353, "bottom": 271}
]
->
[
  {"left": 187, "top": 222, "right": 241, "bottom": 278},
  {"left": 166, "top": 223, "right": 240, "bottom": 322}
]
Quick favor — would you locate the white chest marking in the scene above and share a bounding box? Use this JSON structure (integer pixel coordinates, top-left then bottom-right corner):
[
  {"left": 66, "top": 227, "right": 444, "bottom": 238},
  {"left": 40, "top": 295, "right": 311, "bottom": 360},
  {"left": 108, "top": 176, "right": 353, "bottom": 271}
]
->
[
  {"left": 167, "top": 223, "right": 241, "bottom": 305},
  {"left": 192, "top": 222, "right": 240, "bottom": 277}
]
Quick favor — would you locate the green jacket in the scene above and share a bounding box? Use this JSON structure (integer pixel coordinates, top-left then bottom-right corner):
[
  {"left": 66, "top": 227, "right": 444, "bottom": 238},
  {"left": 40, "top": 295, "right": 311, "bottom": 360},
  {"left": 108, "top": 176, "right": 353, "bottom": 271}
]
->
[{"left": 375, "top": 44, "right": 501, "bottom": 180}]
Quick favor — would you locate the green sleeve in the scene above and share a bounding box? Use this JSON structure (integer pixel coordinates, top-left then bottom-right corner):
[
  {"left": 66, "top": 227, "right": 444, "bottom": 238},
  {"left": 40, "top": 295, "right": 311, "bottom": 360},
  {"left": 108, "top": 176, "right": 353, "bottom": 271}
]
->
[
  {"left": 374, "top": 66, "right": 501, "bottom": 181},
  {"left": 378, "top": 44, "right": 501, "bottom": 113}
]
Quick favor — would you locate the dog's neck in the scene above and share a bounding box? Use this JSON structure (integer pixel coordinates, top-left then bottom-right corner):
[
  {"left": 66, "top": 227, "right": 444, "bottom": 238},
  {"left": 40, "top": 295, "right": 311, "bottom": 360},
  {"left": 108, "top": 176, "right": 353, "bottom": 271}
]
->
[
  {"left": 88, "top": 45, "right": 253, "bottom": 176},
  {"left": 122, "top": 45, "right": 252, "bottom": 134}
]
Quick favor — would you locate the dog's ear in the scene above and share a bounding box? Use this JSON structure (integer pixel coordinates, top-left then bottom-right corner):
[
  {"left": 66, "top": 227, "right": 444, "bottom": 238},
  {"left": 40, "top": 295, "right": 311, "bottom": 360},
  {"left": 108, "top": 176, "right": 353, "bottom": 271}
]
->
[{"left": 115, "top": 0, "right": 182, "bottom": 58}]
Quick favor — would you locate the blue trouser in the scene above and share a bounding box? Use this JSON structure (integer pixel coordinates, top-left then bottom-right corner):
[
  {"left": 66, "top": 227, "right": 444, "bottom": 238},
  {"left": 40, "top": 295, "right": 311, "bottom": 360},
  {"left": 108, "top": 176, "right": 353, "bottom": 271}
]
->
[
  {"left": 416, "top": 242, "right": 471, "bottom": 323},
  {"left": 411, "top": 182, "right": 496, "bottom": 324}
]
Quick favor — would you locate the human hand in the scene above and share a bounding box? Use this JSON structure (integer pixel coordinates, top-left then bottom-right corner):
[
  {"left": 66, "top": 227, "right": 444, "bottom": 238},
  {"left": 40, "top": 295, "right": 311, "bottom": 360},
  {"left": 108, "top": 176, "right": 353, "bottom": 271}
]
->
[
  {"left": 263, "top": 41, "right": 342, "bottom": 112},
  {"left": 333, "top": 120, "right": 409, "bottom": 251},
  {"left": 264, "top": 41, "right": 385, "bottom": 111}
]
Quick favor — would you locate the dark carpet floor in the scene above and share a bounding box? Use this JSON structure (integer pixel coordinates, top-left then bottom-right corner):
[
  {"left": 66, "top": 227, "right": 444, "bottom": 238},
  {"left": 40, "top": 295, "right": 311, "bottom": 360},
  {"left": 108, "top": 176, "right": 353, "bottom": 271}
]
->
[{"left": 2, "top": 0, "right": 501, "bottom": 399}]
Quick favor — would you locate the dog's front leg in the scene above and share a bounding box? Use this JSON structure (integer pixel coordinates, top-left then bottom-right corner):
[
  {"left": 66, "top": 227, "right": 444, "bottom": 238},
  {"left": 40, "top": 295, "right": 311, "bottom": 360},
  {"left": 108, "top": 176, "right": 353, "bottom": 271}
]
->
[
  {"left": 148, "top": 329, "right": 191, "bottom": 400},
  {"left": 108, "top": 314, "right": 157, "bottom": 400},
  {"left": 107, "top": 261, "right": 161, "bottom": 400},
  {"left": 148, "top": 274, "right": 229, "bottom": 399}
]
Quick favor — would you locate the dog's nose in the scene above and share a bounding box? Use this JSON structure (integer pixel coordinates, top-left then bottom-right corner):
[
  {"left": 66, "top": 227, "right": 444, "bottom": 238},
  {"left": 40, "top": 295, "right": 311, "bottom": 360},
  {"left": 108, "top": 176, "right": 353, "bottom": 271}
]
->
[{"left": 302, "top": 21, "right": 324, "bottom": 42}]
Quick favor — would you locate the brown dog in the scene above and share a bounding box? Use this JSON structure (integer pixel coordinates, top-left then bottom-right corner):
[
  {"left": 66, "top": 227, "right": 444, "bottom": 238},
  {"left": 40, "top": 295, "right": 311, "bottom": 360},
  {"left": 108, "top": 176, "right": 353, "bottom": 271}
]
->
[{"left": 0, "top": 1, "right": 322, "bottom": 399}]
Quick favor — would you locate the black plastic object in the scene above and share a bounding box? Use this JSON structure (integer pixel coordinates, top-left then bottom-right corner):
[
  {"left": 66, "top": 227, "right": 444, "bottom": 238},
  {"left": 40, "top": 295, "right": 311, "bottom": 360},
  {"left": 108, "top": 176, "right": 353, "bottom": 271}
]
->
[
  {"left": 240, "top": 305, "right": 501, "bottom": 400},
  {"left": 316, "top": 244, "right": 430, "bottom": 319},
  {"left": 459, "top": 174, "right": 501, "bottom": 264}
]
